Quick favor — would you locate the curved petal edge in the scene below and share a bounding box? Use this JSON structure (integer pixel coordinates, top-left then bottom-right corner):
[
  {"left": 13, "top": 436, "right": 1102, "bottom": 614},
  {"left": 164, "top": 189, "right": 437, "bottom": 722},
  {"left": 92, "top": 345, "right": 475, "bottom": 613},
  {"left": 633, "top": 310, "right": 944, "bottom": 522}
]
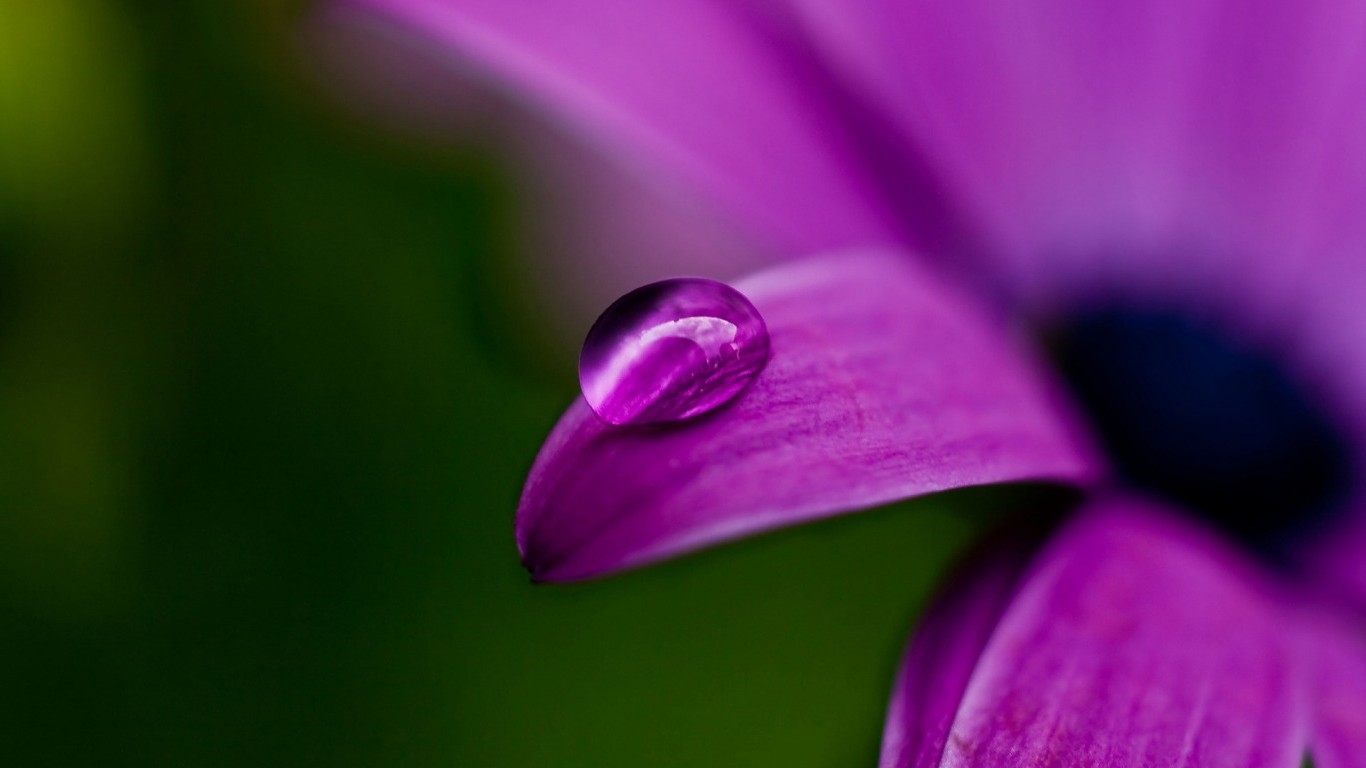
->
[
  {"left": 887, "top": 498, "right": 1304, "bottom": 768},
  {"left": 880, "top": 518, "right": 1053, "bottom": 768}
]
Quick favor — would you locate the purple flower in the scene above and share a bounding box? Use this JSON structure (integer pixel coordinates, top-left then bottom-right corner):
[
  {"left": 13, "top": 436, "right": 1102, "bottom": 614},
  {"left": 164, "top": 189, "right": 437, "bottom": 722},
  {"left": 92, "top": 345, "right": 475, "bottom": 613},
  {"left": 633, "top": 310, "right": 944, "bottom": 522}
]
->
[{"left": 331, "top": 2, "right": 1366, "bottom": 765}]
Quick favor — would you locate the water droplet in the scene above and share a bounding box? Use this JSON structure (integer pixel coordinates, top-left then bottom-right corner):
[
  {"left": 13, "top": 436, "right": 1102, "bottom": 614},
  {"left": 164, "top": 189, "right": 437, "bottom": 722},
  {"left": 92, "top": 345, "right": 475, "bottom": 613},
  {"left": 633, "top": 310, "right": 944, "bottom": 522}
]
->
[{"left": 579, "top": 278, "right": 770, "bottom": 426}]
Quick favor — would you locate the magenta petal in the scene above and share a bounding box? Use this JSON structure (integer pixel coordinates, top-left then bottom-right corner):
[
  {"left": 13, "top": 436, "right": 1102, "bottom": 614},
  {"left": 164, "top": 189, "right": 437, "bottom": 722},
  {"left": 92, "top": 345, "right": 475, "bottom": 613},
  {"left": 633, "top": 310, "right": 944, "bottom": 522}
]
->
[
  {"left": 517, "top": 252, "right": 1099, "bottom": 582},
  {"left": 1302, "top": 615, "right": 1366, "bottom": 768},
  {"left": 332, "top": 0, "right": 904, "bottom": 254},
  {"left": 806, "top": 0, "right": 1227, "bottom": 279},
  {"left": 833, "top": 1, "right": 1366, "bottom": 313},
  {"left": 915, "top": 499, "right": 1303, "bottom": 767},
  {"left": 879, "top": 521, "right": 1049, "bottom": 768}
]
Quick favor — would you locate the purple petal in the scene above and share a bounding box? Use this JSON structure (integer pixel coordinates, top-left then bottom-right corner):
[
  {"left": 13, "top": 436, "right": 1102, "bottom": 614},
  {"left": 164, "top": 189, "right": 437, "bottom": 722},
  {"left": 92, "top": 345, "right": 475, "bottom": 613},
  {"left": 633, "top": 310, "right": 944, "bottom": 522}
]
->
[
  {"left": 832, "top": 0, "right": 1366, "bottom": 624},
  {"left": 879, "top": 520, "right": 1051, "bottom": 768},
  {"left": 782, "top": 0, "right": 1218, "bottom": 286},
  {"left": 329, "top": 0, "right": 905, "bottom": 255},
  {"left": 310, "top": 10, "right": 770, "bottom": 339},
  {"left": 817, "top": 1, "right": 1366, "bottom": 300},
  {"left": 1301, "top": 614, "right": 1366, "bottom": 768},
  {"left": 879, "top": 497, "right": 1305, "bottom": 765},
  {"left": 794, "top": 2, "right": 1366, "bottom": 479},
  {"left": 888, "top": 498, "right": 1304, "bottom": 767},
  {"left": 518, "top": 252, "right": 1099, "bottom": 582}
]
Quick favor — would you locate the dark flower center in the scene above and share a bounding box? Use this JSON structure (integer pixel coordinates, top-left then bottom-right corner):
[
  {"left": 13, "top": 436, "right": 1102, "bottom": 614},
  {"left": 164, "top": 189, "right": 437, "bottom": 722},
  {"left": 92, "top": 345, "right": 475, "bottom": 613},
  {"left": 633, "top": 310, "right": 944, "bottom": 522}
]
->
[{"left": 1047, "top": 307, "right": 1354, "bottom": 559}]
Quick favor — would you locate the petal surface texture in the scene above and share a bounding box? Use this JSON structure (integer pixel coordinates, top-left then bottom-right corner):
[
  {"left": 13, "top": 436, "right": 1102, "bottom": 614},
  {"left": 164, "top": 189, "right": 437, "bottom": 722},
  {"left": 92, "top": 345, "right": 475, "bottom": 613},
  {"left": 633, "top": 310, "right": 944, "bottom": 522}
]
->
[
  {"left": 517, "top": 252, "right": 1097, "bottom": 582},
  {"left": 909, "top": 499, "right": 1304, "bottom": 768},
  {"left": 335, "top": 0, "right": 907, "bottom": 254}
]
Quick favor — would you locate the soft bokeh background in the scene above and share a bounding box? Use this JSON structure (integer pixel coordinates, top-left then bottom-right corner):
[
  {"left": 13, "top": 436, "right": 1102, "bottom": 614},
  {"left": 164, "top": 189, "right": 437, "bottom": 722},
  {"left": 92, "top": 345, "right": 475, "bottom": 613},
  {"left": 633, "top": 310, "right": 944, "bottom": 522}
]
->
[{"left": 2, "top": 3, "right": 1003, "bottom": 764}]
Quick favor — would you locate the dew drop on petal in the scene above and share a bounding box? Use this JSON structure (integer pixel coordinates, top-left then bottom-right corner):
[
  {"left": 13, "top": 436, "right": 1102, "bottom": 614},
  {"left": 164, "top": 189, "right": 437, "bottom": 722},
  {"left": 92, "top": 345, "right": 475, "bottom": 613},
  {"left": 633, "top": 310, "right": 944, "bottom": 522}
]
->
[{"left": 579, "top": 278, "right": 770, "bottom": 426}]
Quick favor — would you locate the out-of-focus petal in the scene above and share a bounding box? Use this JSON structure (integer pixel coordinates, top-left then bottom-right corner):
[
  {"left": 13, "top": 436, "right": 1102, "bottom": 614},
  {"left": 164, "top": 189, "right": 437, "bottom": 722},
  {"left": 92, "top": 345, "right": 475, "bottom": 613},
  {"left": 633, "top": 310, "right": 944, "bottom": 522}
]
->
[
  {"left": 890, "top": 498, "right": 1303, "bottom": 767},
  {"left": 517, "top": 252, "right": 1099, "bottom": 582},
  {"left": 827, "top": 0, "right": 1366, "bottom": 624},
  {"left": 309, "top": 12, "right": 769, "bottom": 340},
  {"left": 1300, "top": 614, "right": 1366, "bottom": 768},
  {"left": 879, "top": 520, "right": 1051, "bottom": 768},
  {"left": 783, "top": 0, "right": 1220, "bottom": 291},
  {"left": 510, "top": 115, "right": 769, "bottom": 338},
  {"left": 328, "top": 0, "right": 907, "bottom": 256},
  {"left": 810, "top": 1, "right": 1366, "bottom": 310}
]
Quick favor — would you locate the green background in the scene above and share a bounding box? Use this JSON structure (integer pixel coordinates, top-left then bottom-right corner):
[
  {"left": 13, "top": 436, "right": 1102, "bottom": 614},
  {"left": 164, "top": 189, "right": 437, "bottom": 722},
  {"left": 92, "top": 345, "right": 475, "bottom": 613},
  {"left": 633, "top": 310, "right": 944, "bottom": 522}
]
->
[{"left": 1, "top": 3, "right": 1000, "bottom": 764}]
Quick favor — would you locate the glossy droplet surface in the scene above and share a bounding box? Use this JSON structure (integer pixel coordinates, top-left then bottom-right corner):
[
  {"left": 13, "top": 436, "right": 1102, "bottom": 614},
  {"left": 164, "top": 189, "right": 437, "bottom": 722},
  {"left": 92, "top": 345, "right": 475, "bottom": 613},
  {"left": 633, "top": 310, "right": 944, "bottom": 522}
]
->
[{"left": 580, "top": 278, "right": 770, "bottom": 426}]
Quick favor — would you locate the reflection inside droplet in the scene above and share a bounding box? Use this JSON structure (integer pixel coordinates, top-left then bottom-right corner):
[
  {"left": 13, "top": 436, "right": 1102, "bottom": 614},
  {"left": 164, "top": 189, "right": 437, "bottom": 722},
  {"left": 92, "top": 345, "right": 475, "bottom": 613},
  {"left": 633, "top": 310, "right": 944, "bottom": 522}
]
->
[{"left": 579, "top": 278, "right": 770, "bottom": 426}]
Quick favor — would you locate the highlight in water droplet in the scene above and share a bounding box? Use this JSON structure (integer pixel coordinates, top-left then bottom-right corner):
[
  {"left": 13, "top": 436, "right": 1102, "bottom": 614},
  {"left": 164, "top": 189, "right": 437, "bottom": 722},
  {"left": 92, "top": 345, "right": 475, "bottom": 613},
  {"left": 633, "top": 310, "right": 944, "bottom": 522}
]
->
[{"left": 579, "top": 278, "right": 770, "bottom": 426}]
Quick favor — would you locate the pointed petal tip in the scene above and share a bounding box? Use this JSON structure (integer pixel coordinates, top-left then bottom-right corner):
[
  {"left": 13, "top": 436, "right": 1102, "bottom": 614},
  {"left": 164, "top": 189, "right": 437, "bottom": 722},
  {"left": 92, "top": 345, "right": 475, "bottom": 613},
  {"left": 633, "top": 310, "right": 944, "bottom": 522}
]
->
[
  {"left": 517, "top": 533, "right": 557, "bottom": 585},
  {"left": 518, "top": 545, "right": 564, "bottom": 585}
]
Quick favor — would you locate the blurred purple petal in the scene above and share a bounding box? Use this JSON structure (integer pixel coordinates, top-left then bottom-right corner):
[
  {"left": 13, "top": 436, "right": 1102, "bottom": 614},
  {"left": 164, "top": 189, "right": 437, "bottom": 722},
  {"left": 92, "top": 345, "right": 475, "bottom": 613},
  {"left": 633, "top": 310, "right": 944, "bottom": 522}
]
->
[
  {"left": 849, "top": 1, "right": 1366, "bottom": 300},
  {"left": 1302, "top": 614, "right": 1366, "bottom": 768},
  {"left": 879, "top": 520, "right": 1051, "bottom": 768},
  {"left": 834, "top": 0, "right": 1366, "bottom": 609},
  {"left": 309, "top": 10, "right": 769, "bottom": 340},
  {"left": 518, "top": 252, "right": 1099, "bottom": 582},
  {"left": 512, "top": 125, "right": 770, "bottom": 338},
  {"left": 929, "top": 499, "right": 1302, "bottom": 767},
  {"left": 333, "top": 0, "right": 906, "bottom": 254},
  {"left": 787, "top": 0, "right": 1222, "bottom": 286}
]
